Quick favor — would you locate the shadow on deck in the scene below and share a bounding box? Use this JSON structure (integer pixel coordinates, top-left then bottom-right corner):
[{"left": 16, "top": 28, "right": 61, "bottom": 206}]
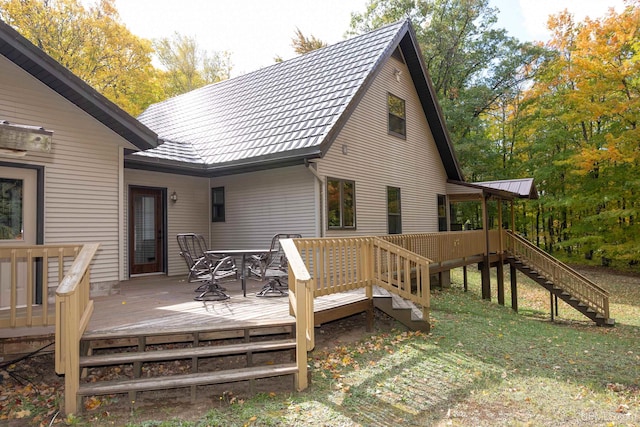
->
[{"left": 1, "top": 274, "right": 370, "bottom": 353}]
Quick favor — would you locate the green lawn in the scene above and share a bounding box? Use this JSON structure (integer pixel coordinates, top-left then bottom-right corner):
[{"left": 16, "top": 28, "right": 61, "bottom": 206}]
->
[
  {"left": 12, "top": 266, "right": 638, "bottom": 426},
  {"left": 91, "top": 266, "right": 638, "bottom": 427}
]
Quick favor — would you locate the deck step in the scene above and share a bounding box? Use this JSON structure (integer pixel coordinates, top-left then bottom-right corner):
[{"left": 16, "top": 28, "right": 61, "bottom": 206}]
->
[
  {"left": 80, "top": 339, "right": 296, "bottom": 367},
  {"left": 372, "top": 287, "right": 429, "bottom": 332},
  {"left": 78, "top": 363, "right": 298, "bottom": 396},
  {"left": 507, "top": 253, "right": 614, "bottom": 327}
]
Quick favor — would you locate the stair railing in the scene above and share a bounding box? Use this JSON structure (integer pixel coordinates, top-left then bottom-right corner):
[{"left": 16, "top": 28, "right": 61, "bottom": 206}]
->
[
  {"left": 504, "top": 231, "right": 610, "bottom": 319},
  {"left": 55, "top": 243, "right": 99, "bottom": 415},
  {"left": 371, "top": 237, "right": 431, "bottom": 321},
  {"left": 280, "top": 238, "right": 313, "bottom": 392}
]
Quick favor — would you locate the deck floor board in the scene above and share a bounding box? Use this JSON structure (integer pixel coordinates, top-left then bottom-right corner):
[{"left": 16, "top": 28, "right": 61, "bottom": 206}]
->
[{"left": 2, "top": 275, "right": 369, "bottom": 340}]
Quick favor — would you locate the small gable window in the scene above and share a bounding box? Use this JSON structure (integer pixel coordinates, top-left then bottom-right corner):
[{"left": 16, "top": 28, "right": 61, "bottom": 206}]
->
[
  {"left": 387, "top": 186, "right": 402, "bottom": 234},
  {"left": 327, "top": 178, "right": 355, "bottom": 229},
  {"left": 388, "top": 93, "right": 406, "bottom": 138},
  {"left": 211, "top": 187, "right": 225, "bottom": 222}
]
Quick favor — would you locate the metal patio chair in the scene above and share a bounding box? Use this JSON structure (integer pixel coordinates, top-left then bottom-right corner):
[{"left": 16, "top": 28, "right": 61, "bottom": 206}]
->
[
  {"left": 250, "top": 233, "right": 301, "bottom": 297},
  {"left": 177, "top": 233, "right": 237, "bottom": 301}
]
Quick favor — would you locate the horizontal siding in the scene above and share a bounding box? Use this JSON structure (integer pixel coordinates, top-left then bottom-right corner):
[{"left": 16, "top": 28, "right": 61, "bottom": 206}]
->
[
  {"left": 124, "top": 169, "right": 210, "bottom": 277},
  {"left": 0, "top": 55, "right": 132, "bottom": 285},
  {"left": 318, "top": 57, "right": 449, "bottom": 236},
  {"left": 209, "top": 165, "right": 317, "bottom": 249}
]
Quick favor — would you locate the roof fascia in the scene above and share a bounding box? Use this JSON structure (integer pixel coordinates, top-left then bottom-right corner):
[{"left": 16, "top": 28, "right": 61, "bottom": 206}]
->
[
  {"left": 0, "top": 20, "right": 158, "bottom": 150},
  {"left": 317, "top": 21, "right": 412, "bottom": 157},
  {"left": 447, "top": 179, "right": 517, "bottom": 200},
  {"left": 316, "top": 20, "right": 464, "bottom": 182},
  {"left": 401, "top": 24, "right": 464, "bottom": 181},
  {"left": 126, "top": 148, "right": 322, "bottom": 178}
]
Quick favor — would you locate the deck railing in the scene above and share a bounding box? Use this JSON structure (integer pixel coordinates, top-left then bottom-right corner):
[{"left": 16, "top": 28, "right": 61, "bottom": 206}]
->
[
  {"left": 280, "top": 238, "right": 313, "bottom": 391},
  {"left": 283, "top": 236, "right": 432, "bottom": 391},
  {"left": 380, "top": 230, "right": 489, "bottom": 261},
  {"left": 504, "top": 231, "right": 610, "bottom": 319},
  {"left": 0, "top": 244, "right": 81, "bottom": 328},
  {"left": 371, "top": 237, "right": 430, "bottom": 318},
  {"left": 55, "top": 243, "right": 99, "bottom": 415}
]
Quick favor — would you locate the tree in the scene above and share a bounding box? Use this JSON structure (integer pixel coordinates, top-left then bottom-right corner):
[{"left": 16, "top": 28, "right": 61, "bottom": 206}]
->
[
  {"left": 350, "top": 0, "right": 545, "bottom": 180},
  {"left": 291, "top": 28, "right": 327, "bottom": 54},
  {"left": 0, "top": 0, "right": 162, "bottom": 116},
  {"left": 516, "top": 2, "right": 640, "bottom": 265},
  {"left": 153, "top": 32, "right": 232, "bottom": 97}
]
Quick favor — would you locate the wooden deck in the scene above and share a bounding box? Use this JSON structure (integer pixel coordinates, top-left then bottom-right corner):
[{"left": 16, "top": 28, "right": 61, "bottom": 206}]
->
[{"left": 2, "top": 274, "right": 370, "bottom": 342}]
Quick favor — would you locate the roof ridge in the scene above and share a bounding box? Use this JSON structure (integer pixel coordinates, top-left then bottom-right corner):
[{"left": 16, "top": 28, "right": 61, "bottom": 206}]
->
[
  {"left": 134, "top": 19, "right": 421, "bottom": 173},
  {"left": 142, "top": 19, "right": 408, "bottom": 108}
]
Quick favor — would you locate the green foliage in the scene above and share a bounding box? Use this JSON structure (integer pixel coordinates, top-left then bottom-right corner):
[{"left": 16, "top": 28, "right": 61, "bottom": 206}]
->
[
  {"left": 350, "top": 0, "right": 546, "bottom": 181},
  {"left": 153, "top": 32, "right": 232, "bottom": 98},
  {"left": 291, "top": 28, "right": 327, "bottom": 54},
  {"left": 516, "top": 4, "right": 640, "bottom": 265},
  {"left": 0, "top": 0, "right": 163, "bottom": 116}
]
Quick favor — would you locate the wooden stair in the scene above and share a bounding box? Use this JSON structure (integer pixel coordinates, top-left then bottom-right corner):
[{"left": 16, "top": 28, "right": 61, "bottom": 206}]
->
[
  {"left": 76, "top": 323, "right": 297, "bottom": 411},
  {"left": 507, "top": 257, "right": 615, "bottom": 327},
  {"left": 372, "top": 286, "right": 430, "bottom": 332}
]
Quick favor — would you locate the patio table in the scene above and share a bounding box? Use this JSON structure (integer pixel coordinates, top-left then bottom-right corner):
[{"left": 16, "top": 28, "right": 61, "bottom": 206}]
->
[{"left": 206, "top": 249, "right": 271, "bottom": 297}]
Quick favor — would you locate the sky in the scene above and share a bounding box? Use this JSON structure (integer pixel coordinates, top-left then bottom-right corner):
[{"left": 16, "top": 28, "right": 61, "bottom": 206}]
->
[{"left": 112, "top": 0, "right": 628, "bottom": 77}]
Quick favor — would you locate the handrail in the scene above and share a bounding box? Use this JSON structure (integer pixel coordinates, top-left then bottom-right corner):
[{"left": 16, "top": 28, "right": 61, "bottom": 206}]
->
[
  {"left": 55, "top": 243, "right": 99, "bottom": 415},
  {"left": 280, "top": 238, "right": 313, "bottom": 392},
  {"left": 0, "top": 244, "right": 81, "bottom": 328},
  {"left": 371, "top": 237, "right": 430, "bottom": 320},
  {"left": 504, "top": 231, "right": 610, "bottom": 319}
]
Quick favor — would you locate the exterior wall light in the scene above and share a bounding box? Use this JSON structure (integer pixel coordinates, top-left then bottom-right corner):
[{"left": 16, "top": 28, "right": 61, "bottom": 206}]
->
[{"left": 170, "top": 191, "right": 178, "bottom": 203}]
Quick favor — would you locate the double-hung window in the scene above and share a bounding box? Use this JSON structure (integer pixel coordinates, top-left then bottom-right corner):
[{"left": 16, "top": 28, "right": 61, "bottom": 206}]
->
[
  {"left": 388, "top": 93, "right": 406, "bottom": 137},
  {"left": 437, "top": 194, "right": 448, "bottom": 231},
  {"left": 327, "top": 178, "right": 355, "bottom": 229},
  {"left": 211, "top": 187, "right": 225, "bottom": 222},
  {"left": 387, "top": 186, "right": 402, "bottom": 234}
]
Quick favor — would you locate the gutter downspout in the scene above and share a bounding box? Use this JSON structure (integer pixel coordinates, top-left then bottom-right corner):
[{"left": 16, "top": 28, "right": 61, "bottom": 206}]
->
[{"left": 305, "top": 160, "right": 325, "bottom": 237}]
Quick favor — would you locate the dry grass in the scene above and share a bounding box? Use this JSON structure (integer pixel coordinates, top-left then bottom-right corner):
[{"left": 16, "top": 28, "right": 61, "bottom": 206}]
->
[{"left": 2, "top": 265, "right": 639, "bottom": 426}]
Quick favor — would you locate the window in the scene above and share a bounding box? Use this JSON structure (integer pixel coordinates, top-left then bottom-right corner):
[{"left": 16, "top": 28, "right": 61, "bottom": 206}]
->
[
  {"left": 388, "top": 93, "right": 406, "bottom": 137},
  {"left": 0, "top": 178, "right": 23, "bottom": 240},
  {"left": 327, "top": 178, "right": 355, "bottom": 229},
  {"left": 211, "top": 187, "right": 225, "bottom": 222},
  {"left": 437, "top": 194, "right": 448, "bottom": 231},
  {"left": 387, "top": 186, "right": 402, "bottom": 234}
]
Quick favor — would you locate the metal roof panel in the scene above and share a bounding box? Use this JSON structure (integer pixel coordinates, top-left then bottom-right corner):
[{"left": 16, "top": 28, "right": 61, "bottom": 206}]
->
[{"left": 137, "top": 21, "right": 406, "bottom": 166}]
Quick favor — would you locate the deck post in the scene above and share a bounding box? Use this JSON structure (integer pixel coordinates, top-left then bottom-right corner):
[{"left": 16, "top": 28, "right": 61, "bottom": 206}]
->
[
  {"left": 496, "top": 260, "right": 505, "bottom": 306},
  {"left": 481, "top": 260, "right": 491, "bottom": 300},
  {"left": 481, "top": 195, "right": 491, "bottom": 300},
  {"left": 510, "top": 263, "right": 518, "bottom": 312},
  {"left": 463, "top": 265, "right": 468, "bottom": 292},
  {"left": 550, "top": 292, "right": 555, "bottom": 322},
  {"left": 294, "top": 279, "right": 308, "bottom": 391}
]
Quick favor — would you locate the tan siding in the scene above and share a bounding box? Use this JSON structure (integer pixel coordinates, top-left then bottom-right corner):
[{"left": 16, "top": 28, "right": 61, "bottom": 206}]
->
[
  {"left": 209, "top": 166, "right": 317, "bottom": 249},
  {"left": 0, "top": 55, "right": 131, "bottom": 286},
  {"left": 317, "top": 57, "right": 449, "bottom": 236},
  {"left": 124, "top": 169, "right": 210, "bottom": 278}
]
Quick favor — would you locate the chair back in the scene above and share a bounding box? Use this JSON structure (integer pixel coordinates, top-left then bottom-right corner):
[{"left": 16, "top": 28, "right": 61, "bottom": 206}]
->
[
  {"left": 266, "top": 233, "right": 302, "bottom": 271},
  {"left": 177, "top": 233, "right": 212, "bottom": 282},
  {"left": 177, "top": 233, "right": 207, "bottom": 266}
]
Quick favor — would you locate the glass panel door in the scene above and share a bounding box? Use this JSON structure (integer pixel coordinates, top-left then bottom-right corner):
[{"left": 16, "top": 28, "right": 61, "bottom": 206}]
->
[
  {"left": 129, "top": 187, "right": 164, "bottom": 275},
  {"left": 0, "top": 166, "right": 37, "bottom": 309}
]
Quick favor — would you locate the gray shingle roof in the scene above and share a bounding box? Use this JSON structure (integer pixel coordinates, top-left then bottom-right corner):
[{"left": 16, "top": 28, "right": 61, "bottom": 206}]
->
[{"left": 131, "top": 19, "right": 462, "bottom": 180}]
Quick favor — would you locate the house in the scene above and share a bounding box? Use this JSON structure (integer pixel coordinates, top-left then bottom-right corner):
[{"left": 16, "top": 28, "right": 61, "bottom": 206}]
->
[
  {"left": 0, "top": 17, "right": 529, "bottom": 299},
  {"left": 1, "top": 18, "right": 613, "bottom": 414},
  {"left": 0, "top": 18, "right": 158, "bottom": 306},
  {"left": 127, "top": 19, "right": 470, "bottom": 280}
]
